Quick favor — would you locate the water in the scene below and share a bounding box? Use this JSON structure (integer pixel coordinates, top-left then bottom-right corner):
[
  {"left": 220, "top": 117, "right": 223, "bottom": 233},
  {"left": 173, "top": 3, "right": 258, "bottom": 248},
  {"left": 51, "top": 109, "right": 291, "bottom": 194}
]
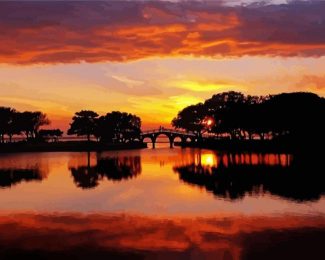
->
[{"left": 0, "top": 147, "right": 324, "bottom": 259}]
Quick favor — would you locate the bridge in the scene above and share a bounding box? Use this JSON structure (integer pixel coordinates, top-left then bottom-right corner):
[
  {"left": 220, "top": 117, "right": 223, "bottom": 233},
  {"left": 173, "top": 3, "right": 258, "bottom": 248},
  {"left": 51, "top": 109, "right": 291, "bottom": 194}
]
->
[{"left": 140, "top": 128, "right": 197, "bottom": 148}]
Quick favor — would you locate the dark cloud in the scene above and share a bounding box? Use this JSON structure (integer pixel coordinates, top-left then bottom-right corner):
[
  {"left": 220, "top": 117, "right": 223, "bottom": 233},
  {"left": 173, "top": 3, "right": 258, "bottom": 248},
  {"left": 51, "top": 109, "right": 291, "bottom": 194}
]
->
[{"left": 0, "top": 1, "right": 325, "bottom": 64}]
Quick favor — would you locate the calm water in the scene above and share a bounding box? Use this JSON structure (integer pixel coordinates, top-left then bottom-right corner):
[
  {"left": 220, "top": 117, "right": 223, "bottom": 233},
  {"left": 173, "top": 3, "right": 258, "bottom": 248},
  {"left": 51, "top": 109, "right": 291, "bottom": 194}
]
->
[{"left": 0, "top": 147, "right": 324, "bottom": 259}]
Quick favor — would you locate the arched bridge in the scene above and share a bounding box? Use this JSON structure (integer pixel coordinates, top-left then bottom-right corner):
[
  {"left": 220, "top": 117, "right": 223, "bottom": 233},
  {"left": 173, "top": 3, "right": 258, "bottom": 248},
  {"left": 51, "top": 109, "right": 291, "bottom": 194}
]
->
[{"left": 140, "top": 128, "right": 197, "bottom": 148}]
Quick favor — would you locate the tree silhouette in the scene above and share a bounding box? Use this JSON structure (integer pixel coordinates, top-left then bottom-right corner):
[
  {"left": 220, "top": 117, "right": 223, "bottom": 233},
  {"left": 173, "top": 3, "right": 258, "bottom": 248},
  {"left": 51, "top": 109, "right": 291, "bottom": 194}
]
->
[
  {"left": 19, "top": 111, "right": 50, "bottom": 140},
  {"left": 236, "top": 95, "right": 267, "bottom": 140},
  {"left": 172, "top": 103, "right": 207, "bottom": 137},
  {"left": 0, "top": 107, "right": 15, "bottom": 143},
  {"left": 39, "top": 129, "right": 63, "bottom": 142},
  {"left": 204, "top": 91, "right": 247, "bottom": 139},
  {"left": 264, "top": 92, "right": 325, "bottom": 142},
  {"left": 95, "top": 111, "right": 141, "bottom": 143},
  {"left": 0, "top": 108, "right": 50, "bottom": 142},
  {"left": 68, "top": 110, "right": 99, "bottom": 141},
  {"left": 6, "top": 111, "right": 24, "bottom": 142},
  {"left": 172, "top": 91, "right": 325, "bottom": 143}
]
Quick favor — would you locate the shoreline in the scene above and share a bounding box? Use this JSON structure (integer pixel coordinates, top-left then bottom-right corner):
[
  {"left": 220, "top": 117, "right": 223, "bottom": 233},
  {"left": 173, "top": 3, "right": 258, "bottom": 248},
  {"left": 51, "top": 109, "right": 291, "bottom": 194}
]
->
[
  {"left": 174, "top": 139, "right": 322, "bottom": 154},
  {"left": 0, "top": 141, "right": 147, "bottom": 154},
  {"left": 0, "top": 139, "right": 323, "bottom": 154}
]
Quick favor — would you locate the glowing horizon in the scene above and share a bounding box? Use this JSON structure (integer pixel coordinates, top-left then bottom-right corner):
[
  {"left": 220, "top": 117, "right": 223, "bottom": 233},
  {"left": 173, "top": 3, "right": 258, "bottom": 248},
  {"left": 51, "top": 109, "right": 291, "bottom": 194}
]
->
[{"left": 1, "top": 1, "right": 325, "bottom": 131}]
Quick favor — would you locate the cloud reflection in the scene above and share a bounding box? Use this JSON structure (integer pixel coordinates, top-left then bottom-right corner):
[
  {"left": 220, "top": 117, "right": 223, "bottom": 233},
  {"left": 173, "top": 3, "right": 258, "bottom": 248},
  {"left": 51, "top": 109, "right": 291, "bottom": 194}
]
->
[{"left": 0, "top": 212, "right": 324, "bottom": 259}]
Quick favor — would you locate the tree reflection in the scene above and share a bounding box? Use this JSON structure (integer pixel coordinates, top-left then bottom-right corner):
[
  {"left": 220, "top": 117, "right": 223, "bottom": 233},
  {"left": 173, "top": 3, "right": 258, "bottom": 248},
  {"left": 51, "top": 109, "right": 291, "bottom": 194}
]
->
[
  {"left": 96, "top": 157, "right": 141, "bottom": 181},
  {"left": 69, "top": 154, "right": 141, "bottom": 189},
  {"left": 70, "top": 166, "right": 99, "bottom": 189},
  {"left": 0, "top": 168, "right": 45, "bottom": 188},
  {"left": 173, "top": 152, "right": 324, "bottom": 201}
]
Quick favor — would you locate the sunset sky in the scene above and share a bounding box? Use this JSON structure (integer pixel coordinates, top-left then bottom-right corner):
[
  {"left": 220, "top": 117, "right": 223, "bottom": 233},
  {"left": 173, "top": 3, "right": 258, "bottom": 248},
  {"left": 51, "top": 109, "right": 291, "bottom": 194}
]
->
[{"left": 1, "top": 0, "right": 325, "bottom": 130}]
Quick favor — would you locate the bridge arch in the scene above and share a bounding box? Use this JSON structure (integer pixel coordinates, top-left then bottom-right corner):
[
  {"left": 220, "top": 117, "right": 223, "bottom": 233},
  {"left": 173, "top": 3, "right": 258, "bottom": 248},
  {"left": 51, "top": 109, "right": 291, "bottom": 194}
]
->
[
  {"left": 153, "top": 133, "right": 175, "bottom": 148},
  {"left": 141, "top": 136, "right": 156, "bottom": 148},
  {"left": 186, "top": 136, "right": 196, "bottom": 143},
  {"left": 140, "top": 128, "right": 197, "bottom": 149},
  {"left": 173, "top": 136, "right": 182, "bottom": 144}
]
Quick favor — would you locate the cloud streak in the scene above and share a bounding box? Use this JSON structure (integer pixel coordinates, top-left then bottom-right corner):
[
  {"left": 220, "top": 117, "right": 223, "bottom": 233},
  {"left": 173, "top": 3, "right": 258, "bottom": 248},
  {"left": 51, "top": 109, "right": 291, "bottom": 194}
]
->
[{"left": 0, "top": 1, "right": 325, "bottom": 64}]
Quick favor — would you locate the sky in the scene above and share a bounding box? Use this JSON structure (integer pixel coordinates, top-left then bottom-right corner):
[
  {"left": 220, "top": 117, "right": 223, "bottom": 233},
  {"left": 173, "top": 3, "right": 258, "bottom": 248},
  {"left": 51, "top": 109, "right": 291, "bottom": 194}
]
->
[{"left": 0, "top": 0, "right": 325, "bottom": 130}]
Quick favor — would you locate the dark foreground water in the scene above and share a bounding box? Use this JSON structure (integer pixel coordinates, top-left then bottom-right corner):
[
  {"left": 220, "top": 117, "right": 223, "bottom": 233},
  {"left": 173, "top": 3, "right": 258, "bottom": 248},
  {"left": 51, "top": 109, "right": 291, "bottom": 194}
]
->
[{"left": 0, "top": 147, "right": 324, "bottom": 259}]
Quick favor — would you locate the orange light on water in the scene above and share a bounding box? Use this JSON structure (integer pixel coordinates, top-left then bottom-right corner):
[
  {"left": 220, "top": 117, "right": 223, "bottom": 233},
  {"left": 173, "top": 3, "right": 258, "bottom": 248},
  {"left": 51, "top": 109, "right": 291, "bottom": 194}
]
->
[{"left": 201, "top": 153, "right": 217, "bottom": 167}]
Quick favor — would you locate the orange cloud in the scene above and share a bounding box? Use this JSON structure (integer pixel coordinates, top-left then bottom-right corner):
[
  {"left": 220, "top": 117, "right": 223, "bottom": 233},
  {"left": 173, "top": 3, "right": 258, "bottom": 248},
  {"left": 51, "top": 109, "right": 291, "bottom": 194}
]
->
[
  {"left": 296, "top": 75, "right": 325, "bottom": 90},
  {"left": 1, "top": 1, "right": 325, "bottom": 64}
]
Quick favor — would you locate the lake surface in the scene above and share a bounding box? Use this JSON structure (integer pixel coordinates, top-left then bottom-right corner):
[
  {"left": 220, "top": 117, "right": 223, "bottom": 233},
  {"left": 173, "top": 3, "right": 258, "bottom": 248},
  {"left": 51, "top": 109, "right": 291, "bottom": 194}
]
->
[{"left": 0, "top": 147, "right": 324, "bottom": 259}]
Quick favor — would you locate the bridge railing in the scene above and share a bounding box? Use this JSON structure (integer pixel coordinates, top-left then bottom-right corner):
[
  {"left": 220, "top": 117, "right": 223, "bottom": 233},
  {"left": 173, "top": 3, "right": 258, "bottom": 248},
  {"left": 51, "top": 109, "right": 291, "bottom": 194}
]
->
[{"left": 141, "top": 128, "right": 196, "bottom": 136}]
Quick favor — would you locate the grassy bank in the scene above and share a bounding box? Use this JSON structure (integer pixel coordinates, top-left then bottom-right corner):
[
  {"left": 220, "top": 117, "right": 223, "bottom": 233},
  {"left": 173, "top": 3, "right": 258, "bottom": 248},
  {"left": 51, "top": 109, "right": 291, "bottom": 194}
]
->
[{"left": 0, "top": 141, "right": 147, "bottom": 153}]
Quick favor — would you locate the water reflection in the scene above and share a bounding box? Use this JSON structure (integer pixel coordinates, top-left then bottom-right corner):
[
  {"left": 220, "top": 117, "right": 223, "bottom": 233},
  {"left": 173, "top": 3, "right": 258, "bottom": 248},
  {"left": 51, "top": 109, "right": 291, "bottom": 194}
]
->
[
  {"left": 189, "top": 152, "right": 291, "bottom": 169},
  {"left": 0, "top": 212, "right": 324, "bottom": 260},
  {"left": 69, "top": 153, "right": 141, "bottom": 189},
  {"left": 173, "top": 151, "right": 324, "bottom": 201},
  {"left": 0, "top": 149, "right": 324, "bottom": 214},
  {"left": 0, "top": 156, "right": 48, "bottom": 188},
  {"left": 0, "top": 149, "right": 324, "bottom": 259},
  {"left": 0, "top": 168, "right": 44, "bottom": 188},
  {"left": 200, "top": 153, "right": 217, "bottom": 167}
]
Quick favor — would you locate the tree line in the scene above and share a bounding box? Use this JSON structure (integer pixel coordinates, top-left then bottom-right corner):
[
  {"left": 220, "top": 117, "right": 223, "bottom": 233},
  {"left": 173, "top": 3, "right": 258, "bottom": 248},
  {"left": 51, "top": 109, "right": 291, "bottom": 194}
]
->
[
  {"left": 0, "top": 107, "right": 141, "bottom": 143},
  {"left": 1, "top": 91, "right": 324, "bottom": 144},
  {"left": 67, "top": 110, "right": 141, "bottom": 143},
  {"left": 0, "top": 108, "right": 51, "bottom": 143},
  {"left": 172, "top": 91, "right": 325, "bottom": 141}
]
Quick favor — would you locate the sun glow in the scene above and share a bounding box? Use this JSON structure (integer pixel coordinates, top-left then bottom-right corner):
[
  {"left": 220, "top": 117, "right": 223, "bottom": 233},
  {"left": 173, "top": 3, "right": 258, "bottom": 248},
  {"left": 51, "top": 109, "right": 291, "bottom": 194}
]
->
[
  {"left": 175, "top": 80, "right": 241, "bottom": 92},
  {"left": 202, "top": 117, "right": 215, "bottom": 128},
  {"left": 206, "top": 119, "right": 213, "bottom": 126}
]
